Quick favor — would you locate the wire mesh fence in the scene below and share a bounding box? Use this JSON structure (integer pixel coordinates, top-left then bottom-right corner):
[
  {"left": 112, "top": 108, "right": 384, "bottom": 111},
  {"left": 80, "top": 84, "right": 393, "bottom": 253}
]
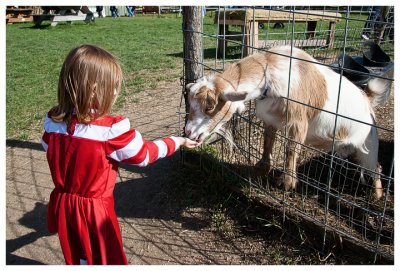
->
[{"left": 182, "top": 6, "right": 394, "bottom": 263}]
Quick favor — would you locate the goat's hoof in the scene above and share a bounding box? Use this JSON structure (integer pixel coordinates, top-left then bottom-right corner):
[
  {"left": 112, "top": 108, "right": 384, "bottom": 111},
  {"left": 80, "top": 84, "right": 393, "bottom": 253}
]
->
[
  {"left": 254, "top": 160, "right": 271, "bottom": 176},
  {"left": 277, "top": 174, "right": 297, "bottom": 191}
]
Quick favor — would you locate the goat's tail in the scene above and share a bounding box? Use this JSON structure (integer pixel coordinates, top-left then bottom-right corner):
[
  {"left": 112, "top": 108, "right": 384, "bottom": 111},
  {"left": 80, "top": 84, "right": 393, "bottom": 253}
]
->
[{"left": 364, "top": 63, "right": 394, "bottom": 108}]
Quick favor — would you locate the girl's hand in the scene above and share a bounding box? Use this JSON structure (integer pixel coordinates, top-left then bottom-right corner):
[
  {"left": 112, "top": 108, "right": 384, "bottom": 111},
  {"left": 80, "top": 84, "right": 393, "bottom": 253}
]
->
[{"left": 177, "top": 137, "right": 201, "bottom": 149}]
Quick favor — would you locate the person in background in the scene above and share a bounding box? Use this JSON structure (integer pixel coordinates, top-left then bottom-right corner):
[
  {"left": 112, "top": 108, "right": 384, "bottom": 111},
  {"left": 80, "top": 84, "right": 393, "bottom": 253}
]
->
[
  {"left": 126, "top": 6, "right": 135, "bottom": 17},
  {"left": 96, "top": 6, "right": 103, "bottom": 18},
  {"left": 110, "top": 6, "right": 119, "bottom": 18}
]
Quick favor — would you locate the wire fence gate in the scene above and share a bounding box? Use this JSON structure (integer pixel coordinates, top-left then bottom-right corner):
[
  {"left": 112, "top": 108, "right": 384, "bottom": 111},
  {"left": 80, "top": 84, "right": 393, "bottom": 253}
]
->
[{"left": 181, "top": 6, "right": 394, "bottom": 263}]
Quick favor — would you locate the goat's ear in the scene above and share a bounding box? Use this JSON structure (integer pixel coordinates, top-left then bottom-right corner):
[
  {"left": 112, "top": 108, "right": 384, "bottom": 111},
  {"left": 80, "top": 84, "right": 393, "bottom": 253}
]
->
[
  {"left": 222, "top": 91, "right": 248, "bottom": 102},
  {"left": 193, "top": 86, "right": 208, "bottom": 98}
]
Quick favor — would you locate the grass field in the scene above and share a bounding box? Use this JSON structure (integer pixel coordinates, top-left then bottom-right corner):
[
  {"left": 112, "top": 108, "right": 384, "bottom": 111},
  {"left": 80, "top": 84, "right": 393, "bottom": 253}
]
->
[{"left": 6, "top": 14, "right": 187, "bottom": 139}]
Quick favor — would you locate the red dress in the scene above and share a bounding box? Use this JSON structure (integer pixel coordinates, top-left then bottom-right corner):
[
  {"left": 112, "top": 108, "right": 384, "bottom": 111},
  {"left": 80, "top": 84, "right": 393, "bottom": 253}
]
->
[{"left": 41, "top": 112, "right": 178, "bottom": 265}]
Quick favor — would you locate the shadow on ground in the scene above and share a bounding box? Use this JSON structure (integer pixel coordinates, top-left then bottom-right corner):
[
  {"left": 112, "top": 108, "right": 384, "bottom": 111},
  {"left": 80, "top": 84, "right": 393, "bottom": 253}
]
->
[{"left": 6, "top": 201, "right": 49, "bottom": 265}]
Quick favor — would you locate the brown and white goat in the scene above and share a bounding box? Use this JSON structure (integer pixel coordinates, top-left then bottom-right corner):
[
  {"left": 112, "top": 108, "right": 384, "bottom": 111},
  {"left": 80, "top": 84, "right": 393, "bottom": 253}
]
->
[{"left": 185, "top": 46, "right": 393, "bottom": 199}]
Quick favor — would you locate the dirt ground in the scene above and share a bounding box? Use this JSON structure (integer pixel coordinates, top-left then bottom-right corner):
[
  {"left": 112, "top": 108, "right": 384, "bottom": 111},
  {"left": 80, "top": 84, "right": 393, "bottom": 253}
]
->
[{"left": 6, "top": 75, "right": 394, "bottom": 265}]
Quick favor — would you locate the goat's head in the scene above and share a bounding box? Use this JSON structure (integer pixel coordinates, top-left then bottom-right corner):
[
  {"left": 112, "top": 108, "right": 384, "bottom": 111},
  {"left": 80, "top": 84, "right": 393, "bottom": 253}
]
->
[{"left": 185, "top": 76, "right": 245, "bottom": 144}]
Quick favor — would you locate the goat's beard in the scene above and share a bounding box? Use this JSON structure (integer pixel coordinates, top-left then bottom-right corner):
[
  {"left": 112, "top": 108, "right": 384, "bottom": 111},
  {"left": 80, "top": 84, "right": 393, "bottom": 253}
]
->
[{"left": 203, "top": 126, "right": 236, "bottom": 152}]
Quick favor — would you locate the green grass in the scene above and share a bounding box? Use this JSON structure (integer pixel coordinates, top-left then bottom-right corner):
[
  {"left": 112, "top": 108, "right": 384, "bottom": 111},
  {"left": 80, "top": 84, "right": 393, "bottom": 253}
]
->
[{"left": 6, "top": 15, "right": 184, "bottom": 139}]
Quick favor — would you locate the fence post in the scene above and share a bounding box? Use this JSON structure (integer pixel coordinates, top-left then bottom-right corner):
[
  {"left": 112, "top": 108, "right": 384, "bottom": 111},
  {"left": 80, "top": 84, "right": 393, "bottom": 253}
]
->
[{"left": 182, "top": 6, "right": 203, "bottom": 125}]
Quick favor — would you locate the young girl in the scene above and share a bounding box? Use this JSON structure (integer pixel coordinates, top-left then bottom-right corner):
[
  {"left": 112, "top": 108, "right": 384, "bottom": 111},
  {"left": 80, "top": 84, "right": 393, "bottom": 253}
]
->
[{"left": 41, "top": 44, "right": 199, "bottom": 265}]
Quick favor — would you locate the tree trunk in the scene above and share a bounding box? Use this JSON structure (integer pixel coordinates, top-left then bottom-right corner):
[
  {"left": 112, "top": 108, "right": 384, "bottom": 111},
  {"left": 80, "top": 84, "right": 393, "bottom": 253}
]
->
[{"left": 182, "top": 6, "right": 203, "bottom": 125}]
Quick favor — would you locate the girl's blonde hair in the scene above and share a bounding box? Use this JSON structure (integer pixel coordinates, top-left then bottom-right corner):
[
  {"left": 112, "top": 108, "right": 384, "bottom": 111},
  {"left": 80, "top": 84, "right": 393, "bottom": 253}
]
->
[{"left": 51, "top": 44, "right": 123, "bottom": 124}]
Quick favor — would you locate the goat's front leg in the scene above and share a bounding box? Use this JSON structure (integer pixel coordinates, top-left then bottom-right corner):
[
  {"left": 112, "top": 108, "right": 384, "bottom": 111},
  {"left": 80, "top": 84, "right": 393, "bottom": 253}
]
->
[
  {"left": 255, "top": 124, "right": 277, "bottom": 176},
  {"left": 374, "top": 165, "right": 384, "bottom": 199},
  {"left": 279, "top": 121, "right": 308, "bottom": 191}
]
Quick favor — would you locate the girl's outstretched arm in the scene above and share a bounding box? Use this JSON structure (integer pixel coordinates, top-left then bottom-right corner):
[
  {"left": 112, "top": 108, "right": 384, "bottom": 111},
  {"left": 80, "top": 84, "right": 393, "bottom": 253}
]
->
[{"left": 106, "top": 117, "right": 200, "bottom": 167}]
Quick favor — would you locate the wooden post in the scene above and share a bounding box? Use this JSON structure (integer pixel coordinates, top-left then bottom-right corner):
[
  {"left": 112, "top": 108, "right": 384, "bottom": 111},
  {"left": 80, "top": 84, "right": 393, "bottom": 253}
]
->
[
  {"left": 217, "top": 24, "right": 229, "bottom": 58},
  {"left": 327, "top": 21, "right": 337, "bottom": 49},
  {"left": 182, "top": 6, "right": 203, "bottom": 126},
  {"left": 245, "top": 20, "right": 259, "bottom": 57}
]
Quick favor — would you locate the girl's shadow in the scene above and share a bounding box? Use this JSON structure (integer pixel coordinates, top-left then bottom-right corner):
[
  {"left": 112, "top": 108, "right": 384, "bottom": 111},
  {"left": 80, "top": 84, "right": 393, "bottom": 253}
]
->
[{"left": 7, "top": 202, "right": 50, "bottom": 264}]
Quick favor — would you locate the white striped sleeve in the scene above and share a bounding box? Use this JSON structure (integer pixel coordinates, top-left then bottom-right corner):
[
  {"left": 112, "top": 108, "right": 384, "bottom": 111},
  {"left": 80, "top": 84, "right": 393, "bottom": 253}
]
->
[{"left": 108, "top": 130, "right": 144, "bottom": 162}]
